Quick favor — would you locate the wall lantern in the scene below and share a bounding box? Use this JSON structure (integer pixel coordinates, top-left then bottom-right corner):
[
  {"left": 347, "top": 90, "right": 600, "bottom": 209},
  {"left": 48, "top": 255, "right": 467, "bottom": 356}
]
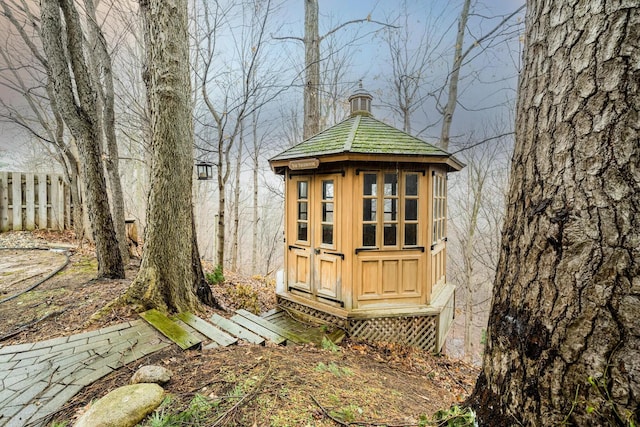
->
[{"left": 196, "top": 162, "right": 213, "bottom": 180}]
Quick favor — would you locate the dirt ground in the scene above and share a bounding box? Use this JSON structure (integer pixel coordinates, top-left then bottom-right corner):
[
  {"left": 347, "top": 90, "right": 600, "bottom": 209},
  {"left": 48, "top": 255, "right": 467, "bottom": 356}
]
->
[{"left": 0, "top": 231, "right": 479, "bottom": 426}]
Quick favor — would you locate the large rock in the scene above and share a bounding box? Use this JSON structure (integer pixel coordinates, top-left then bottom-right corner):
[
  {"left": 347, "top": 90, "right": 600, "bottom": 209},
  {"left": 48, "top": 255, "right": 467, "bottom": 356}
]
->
[
  {"left": 74, "top": 383, "right": 164, "bottom": 427},
  {"left": 130, "top": 365, "right": 172, "bottom": 385}
]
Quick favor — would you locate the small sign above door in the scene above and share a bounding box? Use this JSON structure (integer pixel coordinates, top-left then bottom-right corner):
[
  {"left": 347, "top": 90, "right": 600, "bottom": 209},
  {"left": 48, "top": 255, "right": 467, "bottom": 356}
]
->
[{"left": 289, "top": 158, "right": 320, "bottom": 170}]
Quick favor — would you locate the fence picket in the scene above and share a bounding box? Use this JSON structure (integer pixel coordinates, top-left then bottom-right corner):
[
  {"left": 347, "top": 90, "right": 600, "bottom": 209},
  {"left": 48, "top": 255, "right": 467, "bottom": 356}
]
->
[
  {"left": 38, "top": 173, "right": 47, "bottom": 229},
  {"left": 11, "top": 172, "right": 22, "bottom": 231},
  {"left": 25, "top": 173, "right": 35, "bottom": 230},
  {"left": 0, "top": 171, "right": 70, "bottom": 232},
  {"left": 1, "top": 172, "right": 8, "bottom": 231}
]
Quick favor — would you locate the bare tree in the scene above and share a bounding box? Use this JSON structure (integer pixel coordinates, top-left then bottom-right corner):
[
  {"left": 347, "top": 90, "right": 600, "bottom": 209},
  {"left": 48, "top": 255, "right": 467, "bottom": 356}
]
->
[
  {"left": 438, "top": 0, "right": 524, "bottom": 150},
  {"left": 40, "top": 0, "right": 123, "bottom": 278},
  {"left": 448, "top": 129, "right": 511, "bottom": 363},
  {"left": 318, "top": 20, "right": 356, "bottom": 129},
  {"left": 84, "top": 0, "right": 129, "bottom": 264},
  {"left": 467, "top": 2, "right": 639, "bottom": 425},
  {"left": 0, "top": 1, "right": 89, "bottom": 239},
  {"left": 195, "top": 0, "right": 279, "bottom": 269},
  {"left": 274, "top": 0, "right": 393, "bottom": 139},
  {"left": 379, "top": 1, "right": 448, "bottom": 134}
]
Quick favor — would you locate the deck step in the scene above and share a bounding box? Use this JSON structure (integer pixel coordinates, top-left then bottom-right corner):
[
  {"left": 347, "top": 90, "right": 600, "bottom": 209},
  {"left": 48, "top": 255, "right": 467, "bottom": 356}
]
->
[
  {"left": 175, "top": 312, "right": 238, "bottom": 347},
  {"left": 235, "top": 309, "right": 304, "bottom": 344},
  {"left": 230, "top": 312, "right": 287, "bottom": 345},
  {"left": 140, "top": 309, "right": 202, "bottom": 350},
  {"left": 260, "top": 308, "right": 283, "bottom": 321},
  {"left": 265, "top": 308, "right": 347, "bottom": 346},
  {"left": 209, "top": 313, "right": 265, "bottom": 345}
]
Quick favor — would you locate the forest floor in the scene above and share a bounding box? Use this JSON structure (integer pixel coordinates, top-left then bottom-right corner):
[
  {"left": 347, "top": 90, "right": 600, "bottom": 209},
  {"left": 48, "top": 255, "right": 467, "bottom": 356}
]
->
[{"left": 0, "top": 231, "right": 479, "bottom": 427}]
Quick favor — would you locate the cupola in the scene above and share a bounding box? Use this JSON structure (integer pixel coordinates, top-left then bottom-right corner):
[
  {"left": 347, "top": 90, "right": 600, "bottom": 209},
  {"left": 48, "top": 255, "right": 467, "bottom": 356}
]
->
[{"left": 348, "top": 81, "right": 372, "bottom": 117}]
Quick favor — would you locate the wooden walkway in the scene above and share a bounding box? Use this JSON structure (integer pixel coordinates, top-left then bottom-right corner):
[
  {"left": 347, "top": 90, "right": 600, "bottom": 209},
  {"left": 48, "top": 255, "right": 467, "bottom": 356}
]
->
[{"left": 140, "top": 308, "right": 345, "bottom": 350}]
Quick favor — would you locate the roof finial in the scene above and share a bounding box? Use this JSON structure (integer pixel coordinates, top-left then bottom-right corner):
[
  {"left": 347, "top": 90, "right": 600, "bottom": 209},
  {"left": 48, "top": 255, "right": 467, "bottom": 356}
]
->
[{"left": 358, "top": 79, "right": 363, "bottom": 89}]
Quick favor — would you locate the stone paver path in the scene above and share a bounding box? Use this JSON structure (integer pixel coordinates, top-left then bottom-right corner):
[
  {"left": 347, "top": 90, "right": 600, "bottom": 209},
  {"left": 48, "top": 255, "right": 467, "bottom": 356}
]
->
[{"left": 0, "top": 320, "right": 171, "bottom": 427}]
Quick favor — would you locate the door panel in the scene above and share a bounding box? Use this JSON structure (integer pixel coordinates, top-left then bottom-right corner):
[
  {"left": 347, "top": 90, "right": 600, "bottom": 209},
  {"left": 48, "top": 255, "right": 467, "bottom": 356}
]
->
[
  {"left": 290, "top": 249, "right": 311, "bottom": 291},
  {"left": 286, "top": 174, "right": 343, "bottom": 304},
  {"left": 316, "top": 254, "right": 342, "bottom": 300},
  {"left": 287, "top": 177, "right": 312, "bottom": 294},
  {"left": 313, "top": 175, "right": 342, "bottom": 303},
  {"left": 382, "top": 260, "right": 399, "bottom": 294}
]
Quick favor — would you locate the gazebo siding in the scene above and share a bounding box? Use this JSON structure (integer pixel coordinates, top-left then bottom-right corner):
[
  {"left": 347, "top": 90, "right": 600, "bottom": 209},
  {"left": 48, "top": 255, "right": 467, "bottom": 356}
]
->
[
  {"left": 276, "top": 161, "right": 456, "bottom": 352},
  {"left": 270, "top": 105, "right": 463, "bottom": 352}
]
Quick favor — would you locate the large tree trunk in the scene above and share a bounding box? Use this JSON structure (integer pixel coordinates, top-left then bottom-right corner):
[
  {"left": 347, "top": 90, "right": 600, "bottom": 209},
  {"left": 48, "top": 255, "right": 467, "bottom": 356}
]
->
[
  {"left": 123, "top": 0, "right": 199, "bottom": 313},
  {"left": 303, "top": 0, "right": 320, "bottom": 139},
  {"left": 467, "top": 2, "right": 640, "bottom": 426},
  {"left": 40, "top": 0, "right": 123, "bottom": 279}
]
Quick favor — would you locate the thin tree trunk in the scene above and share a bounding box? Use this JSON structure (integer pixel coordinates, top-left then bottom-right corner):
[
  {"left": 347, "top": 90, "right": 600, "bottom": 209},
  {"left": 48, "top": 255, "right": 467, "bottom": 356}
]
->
[
  {"left": 462, "top": 162, "right": 484, "bottom": 362},
  {"left": 40, "top": 0, "right": 123, "bottom": 279},
  {"left": 214, "top": 120, "right": 236, "bottom": 272},
  {"left": 231, "top": 121, "right": 243, "bottom": 272},
  {"left": 467, "top": 3, "right": 640, "bottom": 425},
  {"left": 251, "top": 112, "right": 259, "bottom": 275},
  {"left": 192, "top": 214, "right": 220, "bottom": 308},
  {"left": 440, "top": 0, "right": 470, "bottom": 151},
  {"left": 303, "top": 0, "right": 320, "bottom": 139},
  {"left": 84, "top": 0, "right": 129, "bottom": 265}
]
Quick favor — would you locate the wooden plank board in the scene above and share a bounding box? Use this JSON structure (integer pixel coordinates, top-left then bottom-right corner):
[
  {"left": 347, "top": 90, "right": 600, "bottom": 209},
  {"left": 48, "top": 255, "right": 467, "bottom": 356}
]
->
[
  {"left": 140, "top": 309, "right": 201, "bottom": 350},
  {"left": 203, "top": 342, "right": 219, "bottom": 350},
  {"left": 260, "top": 308, "right": 282, "bottom": 320},
  {"left": 209, "top": 313, "right": 265, "bottom": 345},
  {"left": 12, "top": 172, "right": 21, "bottom": 230},
  {"left": 37, "top": 173, "right": 47, "bottom": 229},
  {"left": 235, "top": 309, "right": 304, "bottom": 344},
  {"left": 0, "top": 172, "right": 8, "bottom": 231},
  {"left": 230, "top": 313, "right": 286, "bottom": 345},
  {"left": 175, "top": 312, "right": 237, "bottom": 347},
  {"left": 25, "top": 173, "right": 34, "bottom": 230}
]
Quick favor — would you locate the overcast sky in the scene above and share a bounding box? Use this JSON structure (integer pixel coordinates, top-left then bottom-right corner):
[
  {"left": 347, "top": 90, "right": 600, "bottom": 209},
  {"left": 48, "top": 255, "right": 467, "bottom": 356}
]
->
[{"left": 0, "top": 0, "right": 525, "bottom": 170}]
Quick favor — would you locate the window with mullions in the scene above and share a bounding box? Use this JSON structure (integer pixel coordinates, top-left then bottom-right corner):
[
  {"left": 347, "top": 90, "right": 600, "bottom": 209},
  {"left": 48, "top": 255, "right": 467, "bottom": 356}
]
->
[
  {"left": 432, "top": 172, "right": 447, "bottom": 243},
  {"left": 362, "top": 174, "right": 377, "bottom": 247},
  {"left": 362, "top": 171, "right": 419, "bottom": 248},
  {"left": 297, "top": 181, "right": 309, "bottom": 242},
  {"left": 404, "top": 174, "right": 419, "bottom": 246},
  {"left": 383, "top": 173, "right": 398, "bottom": 246},
  {"left": 321, "top": 180, "right": 334, "bottom": 245}
]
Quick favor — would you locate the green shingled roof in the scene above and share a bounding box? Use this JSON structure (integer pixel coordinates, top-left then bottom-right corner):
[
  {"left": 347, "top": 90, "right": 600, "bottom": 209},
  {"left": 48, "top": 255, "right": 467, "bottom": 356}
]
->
[{"left": 270, "top": 114, "right": 450, "bottom": 161}]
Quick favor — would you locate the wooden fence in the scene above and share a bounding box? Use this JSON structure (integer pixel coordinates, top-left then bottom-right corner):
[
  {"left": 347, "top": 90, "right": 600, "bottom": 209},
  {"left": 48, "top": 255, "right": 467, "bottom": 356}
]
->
[{"left": 0, "top": 172, "right": 72, "bottom": 232}]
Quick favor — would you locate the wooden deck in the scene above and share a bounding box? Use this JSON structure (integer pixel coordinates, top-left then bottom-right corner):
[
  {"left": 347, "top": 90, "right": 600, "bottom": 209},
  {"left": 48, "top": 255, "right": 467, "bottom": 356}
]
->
[{"left": 140, "top": 308, "right": 345, "bottom": 351}]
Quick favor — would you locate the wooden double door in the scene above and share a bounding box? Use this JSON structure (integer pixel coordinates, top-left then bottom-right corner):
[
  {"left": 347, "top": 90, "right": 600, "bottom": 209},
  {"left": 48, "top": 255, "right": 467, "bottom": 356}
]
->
[{"left": 287, "top": 174, "right": 344, "bottom": 306}]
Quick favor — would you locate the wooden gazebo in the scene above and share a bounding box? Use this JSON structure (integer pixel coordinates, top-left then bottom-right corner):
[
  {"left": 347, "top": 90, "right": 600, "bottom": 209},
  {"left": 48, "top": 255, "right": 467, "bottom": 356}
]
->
[{"left": 269, "top": 86, "right": 464, "bottom": 351}]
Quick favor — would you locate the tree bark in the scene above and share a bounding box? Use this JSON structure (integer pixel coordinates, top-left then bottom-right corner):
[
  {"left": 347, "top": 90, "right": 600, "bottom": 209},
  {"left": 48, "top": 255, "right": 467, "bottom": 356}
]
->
[
  {"left": 123, "top": 0, "right": 200, "bottom": 313},
  {"left": 192, "top": 215, "right": 220, "bottom": 309},
  {"left": 40, "top": 0, "right": 123, "bottom": 279},
  {"left": 303, "top": 0, "right": 320, "bottom": 139},
  {"left": 231, "top": 121, "right": 243, "bottom": 272},
  {"left": 467, "top": 2, "right": 640, "bottom": 425},
  {"left": 251, "top": 111, "right": 259, "bottom": 275},
  {"left": 84, "top": 0, "right": 130, "bottom": 265}
]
